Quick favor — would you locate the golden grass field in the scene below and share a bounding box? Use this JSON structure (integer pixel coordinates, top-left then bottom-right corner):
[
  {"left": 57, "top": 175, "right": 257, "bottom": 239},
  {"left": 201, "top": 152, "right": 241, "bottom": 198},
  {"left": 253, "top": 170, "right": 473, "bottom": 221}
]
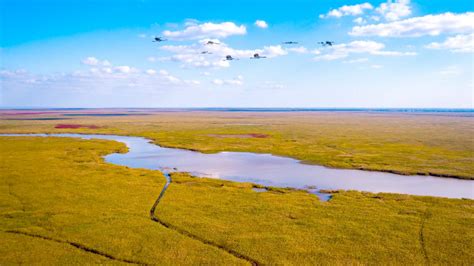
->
[
  {"left": 1, "top": 110, "right": 473, "bottom": 264},
  {"left": 1, "top": 110, "right": 473, "bottom": 179}
]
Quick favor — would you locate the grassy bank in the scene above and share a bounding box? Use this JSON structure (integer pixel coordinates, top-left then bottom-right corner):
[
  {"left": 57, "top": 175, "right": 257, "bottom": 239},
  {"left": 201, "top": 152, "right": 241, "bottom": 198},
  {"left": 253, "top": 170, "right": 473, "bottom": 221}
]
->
[
  {"left": 1, "top": 137, "right": 473, "bottom": 264},
  {"left": 1, "top": 111, "right": 473, "bottom": 179}
]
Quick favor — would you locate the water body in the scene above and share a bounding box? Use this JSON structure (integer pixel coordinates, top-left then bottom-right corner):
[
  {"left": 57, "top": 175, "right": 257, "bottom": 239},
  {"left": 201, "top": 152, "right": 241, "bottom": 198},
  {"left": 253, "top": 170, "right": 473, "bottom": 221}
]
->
[
  {"left": 2, "top": 133, "right": 473, "bottom": 200},
  {"left": 62, "top": 113, "right": 149, "bottom": 117}
]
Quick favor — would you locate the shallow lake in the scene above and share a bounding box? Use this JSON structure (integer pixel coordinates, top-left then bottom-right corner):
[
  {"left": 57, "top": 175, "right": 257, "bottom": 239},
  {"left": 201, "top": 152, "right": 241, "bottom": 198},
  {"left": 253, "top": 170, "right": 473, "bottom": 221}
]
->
[{"left": 3, "top": 133, "right": 473, "bottom": 200}]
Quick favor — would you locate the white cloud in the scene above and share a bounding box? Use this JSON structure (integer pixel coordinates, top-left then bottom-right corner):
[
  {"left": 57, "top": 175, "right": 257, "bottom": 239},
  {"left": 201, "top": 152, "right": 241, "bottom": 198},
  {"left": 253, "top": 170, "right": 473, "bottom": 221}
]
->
[
  {"left": 145, "top": 69, "right": 157, "bottom": 75},
  {"left": 314, "top": 40, "right": 416, "bottom": 61},
  {"left": 426, "top": 33, "right": 474, "bottom": 53},
  {"left": 353, "top": 17, "right": 366, "bottom": 24},
  {"left": 263, "top": 45, "right": 288, "bottom": 57},
  {"left": 159, "top": 69, "right": 181, "bottom": 83},
  {"left": 212, "top": 75, "right": 243, "bottom": 86},
  {"left": 114, "top": 66, "right": 134, "bottom": 74},
  {"left": 160, "top": 40, "right": 288, "bottom": 69},
  {"left": 320, "top": 3, "right": 373, "bottom": 18},
  {"left": 82, "top": 57, "right": 111, "bottom": 66},
  {"left": 82, "top": 57, "right": 99, "bottom": 66},
  {"left": 343, "top": 58, "right": 369, "bottom": 63},
  {"left": 375, "top": 0, "right": 411, "bottom": 21},
  {"left": 0, "top": 69, "right": 27, "bottom": 78},
  {"left": 288, "top": 46, "right": 309, "bottom": 54},
  {"left": 438, "top": 65, "right": 463, "bottom": 76},
  {"left": 101, "top": 67, "right": 113, "bottom": 74},
  {"left": 350, "top": 12, "right": 474, "bottom": 37},
  {"left": 185, "top": 80, "right": 201, "bottom": 85},
  {"left": 147, "top": 56, "right": 157, "bottom": 62},
  {"left": 163, "top": 22, "right": 246, "bottom": 40},
  {"left": 184, "top": 19, "right": 199, "bottom": 27},
  {"left": 255, "top": 20, "right": 268, "bottom": 29},
  {"left": 371, "top": 64, "right": 383, "bottom": 69},
  {"left": 259, "top": 81, "right": 285, "bottom": 90},
  {"left": 0, "top": 64, "right": 201, "bottom": 100}
]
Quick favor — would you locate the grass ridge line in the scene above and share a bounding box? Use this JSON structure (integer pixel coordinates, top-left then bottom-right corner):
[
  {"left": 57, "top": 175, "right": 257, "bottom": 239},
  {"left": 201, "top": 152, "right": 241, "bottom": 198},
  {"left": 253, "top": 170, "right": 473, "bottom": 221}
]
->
[
  {"left": 4, "top": 230, "right": 148, "bottom": 265},
  {"left": 150, "top": 173, "right": 261, "bottom": 266},
  {"left": 419, "top": 209, "right": 432, "bottom": 264}
]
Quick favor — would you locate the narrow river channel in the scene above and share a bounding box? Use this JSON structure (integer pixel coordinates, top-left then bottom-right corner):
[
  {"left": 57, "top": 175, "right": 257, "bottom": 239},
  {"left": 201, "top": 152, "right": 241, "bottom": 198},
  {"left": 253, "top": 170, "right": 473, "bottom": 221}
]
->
[{"left": 2, "top": 133, "right": 473, "bottom": 199}]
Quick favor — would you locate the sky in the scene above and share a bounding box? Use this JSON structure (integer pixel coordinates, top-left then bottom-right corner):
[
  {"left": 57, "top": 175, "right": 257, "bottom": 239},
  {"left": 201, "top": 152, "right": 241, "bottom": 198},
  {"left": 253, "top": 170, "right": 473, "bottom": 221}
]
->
[{"left": 0, "top": 0, "right": 473, "bottom": 108}]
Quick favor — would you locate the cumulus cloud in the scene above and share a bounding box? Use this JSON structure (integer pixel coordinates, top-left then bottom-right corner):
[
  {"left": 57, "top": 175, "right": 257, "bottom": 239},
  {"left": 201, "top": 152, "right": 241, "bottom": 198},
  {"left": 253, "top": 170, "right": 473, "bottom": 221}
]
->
[
  {"left": 287, "top": 46, "right": 309, "bottom": 54},
  {"left": 0, "top": 69, "right": 28, "bottom": 78},
  {"left": 81, "top": 57, "right": 111, "bottom": 66},
  {"left": 375, "top": 0, "right": 411, "bottom": 21},
  {"left": 0, "top": 65, "right": 200, "bottom": 99},
  {"left": 212, "top": 75, "right": 244, "bottom": 86},
  {"left": 263, "top": 45, "right": 288, "bottom": 57},
  {"left": 82, "top": 57, "right": 99, "bottom": 65},
  {"left": 159, "top": 69, "right": 181, "bottom": 83},
  {"left": 160, "top": 39, "right": 288, "bottom": 69},
  {"left": 426, "top": 33, "right": 474, "bottom": 53},
  {"left": 343, "top": 58, "right": 369, "bottom": 64},
  {"left": 321, "top": 0, "right": 411, "bottom": 22},
  {"left": 313, "top": 40, "right": 416, "bottom": 61},
  {"left": 320, "top": 3, "right": 373, "bottom": 18},
  {"left": 163, "top": 22, "right": 246, "bottom": 40},
  {"left": 145, "top": 69, "right": 157, "bottom": 75},
  {"left": 114, "top": 66, "right": 135, "bottom": 74},
  {"left": 255, "top": 20, "right": 268, "bottom": 29},
  {"left": 350, "top": 12, "right": 474, "bottom": 37},
  {"left": 353, "top": 17, "right": 367, "bottom": 24}
]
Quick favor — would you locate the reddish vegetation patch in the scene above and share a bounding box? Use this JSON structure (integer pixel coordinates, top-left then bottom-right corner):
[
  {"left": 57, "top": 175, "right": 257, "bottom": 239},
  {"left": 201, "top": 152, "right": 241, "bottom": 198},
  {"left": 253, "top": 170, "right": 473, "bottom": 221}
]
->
[
  {"left": 5, "top": 112, "right": 61, "bottom": 115},
  {"left": 208, "top": 133, "right": 269, "bottom": 139},
  {"left": 55, "top": 124, "right": 101, "bottom": 129},
  {"left": 248, "top": 133, "right": 269, "bottom": 138}
]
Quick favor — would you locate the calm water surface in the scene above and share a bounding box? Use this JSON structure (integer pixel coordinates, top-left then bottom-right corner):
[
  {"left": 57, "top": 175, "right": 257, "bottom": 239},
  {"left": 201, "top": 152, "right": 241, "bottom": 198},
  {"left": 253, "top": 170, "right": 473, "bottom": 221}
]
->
[{"left": 3, "top": 133, "right": 473, "bottom": 199}]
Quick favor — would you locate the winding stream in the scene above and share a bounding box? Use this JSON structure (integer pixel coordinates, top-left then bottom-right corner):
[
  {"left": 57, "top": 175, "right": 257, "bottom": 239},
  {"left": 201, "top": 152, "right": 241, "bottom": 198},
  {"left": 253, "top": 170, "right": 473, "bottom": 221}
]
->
[{"left": 2, "top": 133, "right": 473, "bottom": 199}]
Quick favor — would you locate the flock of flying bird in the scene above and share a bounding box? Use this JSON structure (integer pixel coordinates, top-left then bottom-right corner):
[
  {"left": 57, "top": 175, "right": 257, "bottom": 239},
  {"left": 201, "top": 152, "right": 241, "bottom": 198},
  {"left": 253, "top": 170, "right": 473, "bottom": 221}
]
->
[{"left": 153, "top": 37, "right": 335, "bottom": 61}]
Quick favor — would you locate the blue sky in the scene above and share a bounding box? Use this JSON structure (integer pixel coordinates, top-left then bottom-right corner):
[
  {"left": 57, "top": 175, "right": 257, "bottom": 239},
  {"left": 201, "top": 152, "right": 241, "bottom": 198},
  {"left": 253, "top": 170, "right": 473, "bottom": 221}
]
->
[{"left": 0, "top": 0, "right": 473, "bottom": 108}]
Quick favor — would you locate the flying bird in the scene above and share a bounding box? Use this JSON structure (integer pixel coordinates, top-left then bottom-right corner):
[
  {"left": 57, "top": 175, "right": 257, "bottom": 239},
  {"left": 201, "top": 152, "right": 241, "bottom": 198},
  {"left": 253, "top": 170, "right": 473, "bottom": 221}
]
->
[
  {"left": 282, "top": 41, "right": 299, "bottom": 45},
  {"left": 224, "top": 55, "right": 237, "bottom": 61},
  {"left": 201, "top": 51, "right": 212, "bottom": 54},
  {"left": 206, "top": 41, "right": 220, "bottom": 45},
  {"left": 153, "top": 37, "right": 167, "bottom": 42},
  {"left": 318, "top": 41, "right": 335, "bottom": 47},
  {"left": 251, "top": 53, "right": 267, "bottom": 59}
]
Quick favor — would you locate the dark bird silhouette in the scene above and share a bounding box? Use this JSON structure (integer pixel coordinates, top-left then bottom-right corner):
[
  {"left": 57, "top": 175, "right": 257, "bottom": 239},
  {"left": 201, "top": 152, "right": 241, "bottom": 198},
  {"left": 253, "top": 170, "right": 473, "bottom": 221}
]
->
[
  {"left": 201, "top": 51, "right": 212, "bottom": 54},
  {"left": 224, "top": 55, "right": 237, "bottom": 61},
  {"left": 206, "top": 41, "right": 220, "bottom": 45},
  {"left": 318, "top": 41, "right": 335, "bottom": 47},
  {"left": 282, "top": 41, "right": 299, "bottom": 45},
  {"left": 153, "top": 37, "right": 167, "bottom": 42},
  {"left": 251, "top": 53, "right": 267, "bottom": 59}
]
